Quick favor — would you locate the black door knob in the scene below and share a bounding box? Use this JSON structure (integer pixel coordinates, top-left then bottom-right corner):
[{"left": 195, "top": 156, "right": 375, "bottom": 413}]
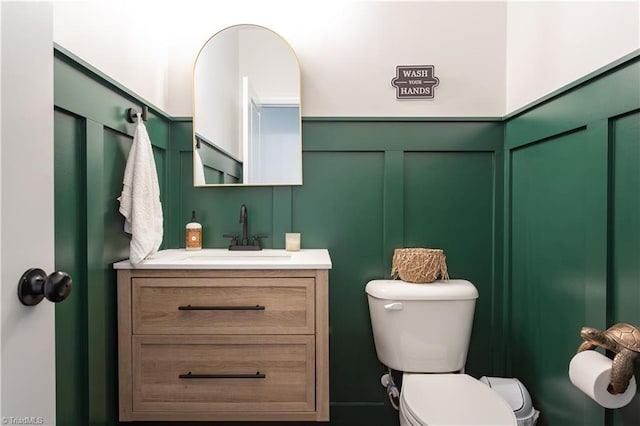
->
[{"left": 18, "top": 268, "right": 72, "bottom": 306}]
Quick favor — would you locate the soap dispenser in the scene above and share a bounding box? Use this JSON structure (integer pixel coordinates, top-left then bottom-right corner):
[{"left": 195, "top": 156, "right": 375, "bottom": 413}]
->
[{"left": 185, "top": 210, "right": 202, "bottom": 250}]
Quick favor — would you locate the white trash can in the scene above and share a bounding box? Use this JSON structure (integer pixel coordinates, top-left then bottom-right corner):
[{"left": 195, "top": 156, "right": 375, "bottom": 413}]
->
[{"left": 480, "top": 376, "right": 540, "bottom": 426}]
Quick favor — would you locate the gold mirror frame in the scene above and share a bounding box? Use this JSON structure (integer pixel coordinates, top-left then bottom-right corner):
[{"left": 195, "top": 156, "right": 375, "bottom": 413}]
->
[{"left": 192, "top": 24, "right": 302, "bottom": 186}]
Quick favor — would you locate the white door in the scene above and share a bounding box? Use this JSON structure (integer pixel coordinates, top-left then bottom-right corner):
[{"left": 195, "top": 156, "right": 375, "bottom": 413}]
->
[
  {"left": 249, "top": 98, "right": 262, "bottom": 181},
  {"left": 241, "top": 76, "right": 261, "bottom": 183},
  {"left": 0, "top": 3, "right": 57, "bottom": 425}
]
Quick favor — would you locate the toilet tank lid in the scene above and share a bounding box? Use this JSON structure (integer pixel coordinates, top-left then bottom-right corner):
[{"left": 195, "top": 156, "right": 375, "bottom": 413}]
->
[{"left": 365, "top": 279, "right": 478, "bottom": 300}]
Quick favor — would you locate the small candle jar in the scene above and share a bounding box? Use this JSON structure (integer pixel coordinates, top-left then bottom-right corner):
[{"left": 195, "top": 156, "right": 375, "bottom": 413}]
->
[{"left": 285, "top": 233, "right": 301, "bottom": 251}]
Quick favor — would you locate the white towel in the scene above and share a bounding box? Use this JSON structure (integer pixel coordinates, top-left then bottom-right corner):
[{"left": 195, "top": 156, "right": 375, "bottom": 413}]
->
[
  {"left": 194, "top": 148, "right": 206, "bottom": 185},
  {"left": 118, "top": 113, "right": 163, "bottom": 264}
]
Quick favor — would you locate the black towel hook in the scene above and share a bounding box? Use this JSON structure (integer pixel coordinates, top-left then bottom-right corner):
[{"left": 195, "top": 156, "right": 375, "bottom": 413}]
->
[{"left": 126, "top": 105, "right": 148, "bottom": 123}]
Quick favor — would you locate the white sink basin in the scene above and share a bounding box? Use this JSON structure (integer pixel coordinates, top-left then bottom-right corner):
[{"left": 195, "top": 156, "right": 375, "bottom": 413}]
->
[
  {"left": 113, "top": 248, "right": 332, "bottom": 270},
  {"left": 181, "top": 251, "right": 292, "bottom": 262},
  {"left": 182, "top": 249, "right": 291, "bottom": 262}
]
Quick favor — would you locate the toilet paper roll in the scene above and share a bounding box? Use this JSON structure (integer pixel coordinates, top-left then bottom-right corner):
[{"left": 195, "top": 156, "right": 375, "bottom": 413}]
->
[{"left": 569, "top": 350, "right": 636, "bottom": 409}]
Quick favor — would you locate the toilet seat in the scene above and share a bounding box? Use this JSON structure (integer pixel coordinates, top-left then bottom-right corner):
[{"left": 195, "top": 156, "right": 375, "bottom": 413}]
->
[{"left": 400, "top": 373, "right": 517, "bottom": 426}]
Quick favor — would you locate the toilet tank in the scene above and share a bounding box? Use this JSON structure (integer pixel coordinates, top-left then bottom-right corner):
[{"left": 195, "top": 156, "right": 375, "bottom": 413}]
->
[{"left": 365, "top": 279, "right": 478, "bottom": 373}]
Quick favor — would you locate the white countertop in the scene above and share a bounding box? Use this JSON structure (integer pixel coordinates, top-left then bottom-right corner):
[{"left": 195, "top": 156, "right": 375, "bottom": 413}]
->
[{"left": 113, "top": 248, "right": 332, "bottom": 270}]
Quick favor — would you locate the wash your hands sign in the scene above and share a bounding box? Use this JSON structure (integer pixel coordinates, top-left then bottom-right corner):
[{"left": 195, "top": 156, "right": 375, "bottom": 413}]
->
[{"left": 391, "top": 65, "right": 439, "bottom": 99}]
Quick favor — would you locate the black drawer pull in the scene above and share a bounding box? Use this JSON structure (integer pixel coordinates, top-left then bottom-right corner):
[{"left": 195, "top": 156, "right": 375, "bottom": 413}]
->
[
  {"left": 179, "top": 371, "right": 266, "bottom": 379},
  {"left": 178, "top": 304, "right": 265, "bottom": 311}
]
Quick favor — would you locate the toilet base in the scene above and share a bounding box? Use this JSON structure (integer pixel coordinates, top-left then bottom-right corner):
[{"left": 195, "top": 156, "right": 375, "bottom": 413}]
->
[
  {"left": 399, "top": 391, "right": 420, "bottom": 426},
  {"left": 399, "top": 409, "right": 412, "bottom": 426}
]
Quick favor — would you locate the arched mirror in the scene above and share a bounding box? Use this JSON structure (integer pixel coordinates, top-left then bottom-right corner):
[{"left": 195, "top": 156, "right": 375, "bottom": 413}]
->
[{"left": 193, "top": 24, "right": 302, "bottom": 186}]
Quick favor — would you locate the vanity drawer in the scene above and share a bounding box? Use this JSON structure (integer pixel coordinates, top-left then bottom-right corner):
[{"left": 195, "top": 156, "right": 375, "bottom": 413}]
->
[
  {"left": 132, "top": 335, "right": 315, "bottom": 413},
  {"left": 132, "top": 277, "right": 315, "bottom": 335}
]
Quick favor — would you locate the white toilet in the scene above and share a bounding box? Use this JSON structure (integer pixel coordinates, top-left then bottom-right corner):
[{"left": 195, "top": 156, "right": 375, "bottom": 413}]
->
[{"left": 366, "top": 279, "right": 517, "bottom": 426}]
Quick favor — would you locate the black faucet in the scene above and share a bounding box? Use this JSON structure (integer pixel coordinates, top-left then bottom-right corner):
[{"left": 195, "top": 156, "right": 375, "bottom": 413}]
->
[
  {"left": 223, "top": 204, "right": 268, "bottom": 251},
  {"left": 240, "top": 204, "right": 249, "bottom": 246}
]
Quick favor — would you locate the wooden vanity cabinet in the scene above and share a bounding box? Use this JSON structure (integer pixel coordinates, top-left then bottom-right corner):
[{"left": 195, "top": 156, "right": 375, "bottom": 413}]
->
[{"left": 117, "top": 268, "right": 329, "bottom": 422}]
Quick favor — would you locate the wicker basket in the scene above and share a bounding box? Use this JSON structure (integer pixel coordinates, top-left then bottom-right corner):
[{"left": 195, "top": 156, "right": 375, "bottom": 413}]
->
[{"left": 391, "top": 248, "right": 449, "bottom": 283}]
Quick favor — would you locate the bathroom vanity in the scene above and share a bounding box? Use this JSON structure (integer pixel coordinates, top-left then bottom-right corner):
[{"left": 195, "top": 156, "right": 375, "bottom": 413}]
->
[{"left": 114, "top": 249, "right": 331, "bottom": 422}]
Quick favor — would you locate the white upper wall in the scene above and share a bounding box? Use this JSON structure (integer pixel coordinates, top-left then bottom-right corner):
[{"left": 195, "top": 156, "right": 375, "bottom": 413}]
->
[
  {"left": 53, "top": 0, "right": 639, "bottom": 117},
  {"left": 194, "top": 27, "right": 240, "bottom": 158},
  {"left": 54, "top": 0, "right": 507, "bottom": 117},
  {"left": 506, "top": 0, "right": 640, "bottom": 113},
  {"left": 53, "top": 0, "right": 171, "bottom": 112},
  {"left": 164, "top": 0, "right": 507, "bottom": 117}
]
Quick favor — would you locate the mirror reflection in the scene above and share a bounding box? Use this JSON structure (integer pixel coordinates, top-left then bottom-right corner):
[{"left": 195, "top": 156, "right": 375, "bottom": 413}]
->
[{"left": 193, "top": 24, "right": 302, "bottom": 186}]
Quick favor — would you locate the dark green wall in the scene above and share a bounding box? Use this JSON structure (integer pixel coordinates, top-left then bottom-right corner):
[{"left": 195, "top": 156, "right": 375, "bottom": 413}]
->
[
  {"left": 54, "top": 47, "right": 504, "bottom": 425},
  {"left": 53, "top": 44, "right": 640, "bottom": 426},
  {"left": 54, "top": 48, "right": 173, "bottom": 426},
  {"left": 172, "top": 119, "right": 505, "bottom": 424},
  {"left": 505, "top": 55, "right": 640, "bottom": 426}
]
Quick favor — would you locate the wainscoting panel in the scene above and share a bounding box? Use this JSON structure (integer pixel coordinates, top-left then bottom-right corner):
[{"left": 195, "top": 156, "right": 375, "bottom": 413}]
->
[
  {"left": 55, "top": 42, "right": 638, "bottom": 426},
  {"left": 505, "top": 55, "right": 640, "bottom": 426},
  {"left": 510, "top": 126, "right": 607, "bottom": 426},
  {"left": 54, "top": 48, "right": 172, "bottom": 426},
  {"left": 172, "top": 119, "right": 504, "bottom": 425}
]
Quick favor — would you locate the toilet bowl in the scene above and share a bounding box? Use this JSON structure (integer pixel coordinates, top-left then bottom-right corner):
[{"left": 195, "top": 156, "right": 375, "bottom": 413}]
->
[{"left": 399, "top": 373, "right": 516, "bottom": 426}]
